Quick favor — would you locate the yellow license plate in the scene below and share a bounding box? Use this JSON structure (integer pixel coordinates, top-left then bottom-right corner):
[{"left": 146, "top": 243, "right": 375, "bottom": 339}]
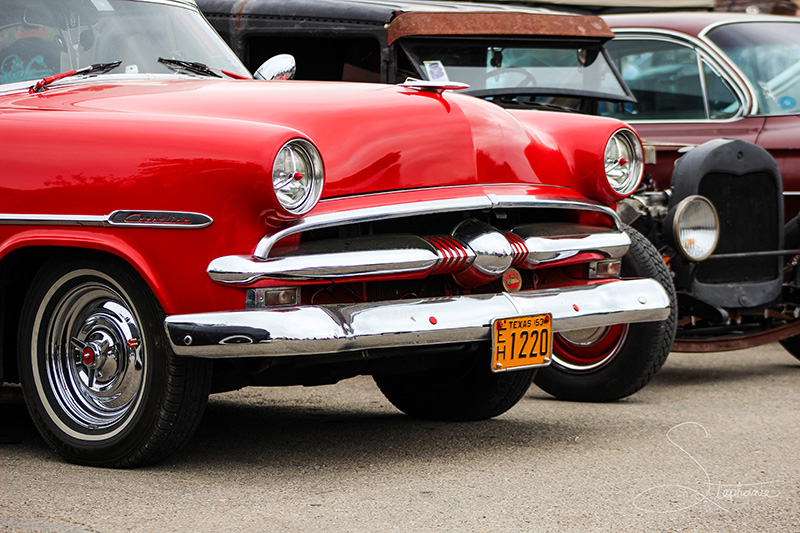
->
[{"left": 491, "top": 314, "right": 552, "bottom": 372}]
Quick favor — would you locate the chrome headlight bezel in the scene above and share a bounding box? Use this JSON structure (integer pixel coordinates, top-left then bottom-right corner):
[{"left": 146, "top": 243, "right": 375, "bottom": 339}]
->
[
  {"left": 669, "top": 195, "right": 720, "bottom": 262},
  {"left": 272, "top": 138, "right": 324, "bottom": 215},
  {"left": 604, "top": 128, "right": 644, "bottom": 197}
]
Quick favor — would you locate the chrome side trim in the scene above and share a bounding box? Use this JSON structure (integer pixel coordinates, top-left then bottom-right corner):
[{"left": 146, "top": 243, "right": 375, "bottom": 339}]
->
[
  {"left": 253, "top": 194, "right": 621, "bottom": 259},
  {"left": 0, "top": 214, "right": 107, "bottom": 226},
  {"left": 0, "top": 211, "right": 212, "bottom": 229},
  {"left": 165, "top": 278, "right": 670, "bottom": 358},
  {"left": 208, "top": 223, "right": 629, "bottom": 284}
]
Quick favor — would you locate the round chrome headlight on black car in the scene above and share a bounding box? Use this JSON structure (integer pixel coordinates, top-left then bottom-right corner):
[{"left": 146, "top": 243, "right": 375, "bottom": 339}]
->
[
  {"left": 668, "top": 195, "right": 720, "bottom": 261},
  {"left": 272, "top": 139, "right": 324, "bottom": 215},
  {"left": 604, "top": 128, "right": 644, "bottom": 196}
]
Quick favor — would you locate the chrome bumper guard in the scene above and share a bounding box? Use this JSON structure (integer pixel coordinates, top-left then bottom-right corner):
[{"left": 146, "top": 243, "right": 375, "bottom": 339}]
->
[{"left": 165, "top": 278, "right": 670, "bottom": 359}]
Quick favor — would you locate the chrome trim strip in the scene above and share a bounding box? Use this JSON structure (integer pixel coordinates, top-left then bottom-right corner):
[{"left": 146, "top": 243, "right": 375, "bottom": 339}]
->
[
  {"left": 0, "top": 214, "right": 107, "bottom": 226},
  {"left": 209, "top": 224, "right": 630, "bottom": 284},
  {"left": 165, "top": 278, "right": 670, "bottom": 358},
  {"left": 0, "top": 210, "right": 212, "bottom": 229},
  {"left": 696, "top": 17, "right": 800, "bottom": 39},
  {"left": 253, "top": 194, "right": 621, "bottom": 259}
]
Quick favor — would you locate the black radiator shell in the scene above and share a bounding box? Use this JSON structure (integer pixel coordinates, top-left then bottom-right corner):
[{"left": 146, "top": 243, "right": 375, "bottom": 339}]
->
[{"left": 669, "top": 138, "right": 783, "bottom": 309}]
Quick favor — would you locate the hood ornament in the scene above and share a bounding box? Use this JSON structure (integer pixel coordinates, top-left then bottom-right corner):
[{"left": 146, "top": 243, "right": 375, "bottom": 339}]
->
[{"left": 398, "top": 78, "right": 469, "bottom": 94}]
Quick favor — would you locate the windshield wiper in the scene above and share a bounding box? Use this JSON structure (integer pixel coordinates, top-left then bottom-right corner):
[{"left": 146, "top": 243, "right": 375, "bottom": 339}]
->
[
  {"left": 158, "top": 57, "right": 222, "bottom": 78},
  {"left": 30, "top": 61, "right": 122, "bottom": 93}
]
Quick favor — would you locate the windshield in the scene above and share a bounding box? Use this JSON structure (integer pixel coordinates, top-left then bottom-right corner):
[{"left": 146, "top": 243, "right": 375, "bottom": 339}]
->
[
  {"left": 707, "top": 22, "right": 800, "bottom": 115},
  {"left": 0, "top": 0, "right": 250, "bottom": 86},
  {"left": 401, "top": 39, "right": 632, "bottom": 104}
]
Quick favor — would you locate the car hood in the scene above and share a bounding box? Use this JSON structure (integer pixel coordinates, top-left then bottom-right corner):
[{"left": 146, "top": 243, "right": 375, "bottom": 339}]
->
[{"left": 2, "top": 78, "right": 617, "bottom": 202}]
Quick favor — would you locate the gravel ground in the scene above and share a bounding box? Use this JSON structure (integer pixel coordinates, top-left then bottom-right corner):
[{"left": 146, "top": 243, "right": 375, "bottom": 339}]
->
[{"left": 1, "top": 343, "right": 798, "bottom": 532}]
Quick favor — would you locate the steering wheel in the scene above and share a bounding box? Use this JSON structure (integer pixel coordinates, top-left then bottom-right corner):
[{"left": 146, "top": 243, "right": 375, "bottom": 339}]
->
[{"left": 480, "top": 67, "right": 537, "bottom": 89}]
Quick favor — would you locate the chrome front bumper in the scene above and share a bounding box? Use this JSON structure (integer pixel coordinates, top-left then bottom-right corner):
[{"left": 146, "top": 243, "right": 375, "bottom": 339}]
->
[{"left": 165, "top": 278, "right": 670, "bottom": 359}]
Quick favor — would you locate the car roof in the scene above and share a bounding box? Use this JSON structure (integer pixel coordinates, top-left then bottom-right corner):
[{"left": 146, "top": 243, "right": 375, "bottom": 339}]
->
[
  {"left": 603, "top": 11, "right": 799, "bottom": 37},
  {"left": 199, "top": 0, "right": 616, "bottom": 41},
  {"left": 198, "top": 0, "right": 555, "bottom": 23},
  {"left": 546, "top": 0, "right": 712, "bottom": 5}
]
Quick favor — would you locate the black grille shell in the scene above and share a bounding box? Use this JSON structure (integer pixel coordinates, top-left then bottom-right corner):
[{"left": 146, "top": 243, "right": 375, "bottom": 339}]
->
[{"left": 670, "top": 139, "right": 783, "bottom": 309}]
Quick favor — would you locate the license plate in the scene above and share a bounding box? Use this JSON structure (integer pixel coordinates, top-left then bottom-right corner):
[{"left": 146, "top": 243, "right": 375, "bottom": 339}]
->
[{"left": 491, "top": 314, "right": 552, "bottom": 372}]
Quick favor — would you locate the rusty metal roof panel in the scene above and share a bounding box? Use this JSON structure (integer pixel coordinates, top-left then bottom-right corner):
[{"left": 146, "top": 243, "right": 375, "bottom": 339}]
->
[{"left": 388, "top": 11, "right": 615, "bottom": 44}]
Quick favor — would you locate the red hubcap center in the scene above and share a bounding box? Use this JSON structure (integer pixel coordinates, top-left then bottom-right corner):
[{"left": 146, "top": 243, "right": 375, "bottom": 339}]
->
[{"left": 82, "top": 347, "right": 96, "bottom": 365}]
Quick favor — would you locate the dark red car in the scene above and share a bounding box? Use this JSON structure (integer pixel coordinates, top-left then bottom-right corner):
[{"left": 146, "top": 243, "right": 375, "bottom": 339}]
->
[
  {"left": 603, "top": 13, "right": 800, "bottom": 214},
  {"left": 601, "top": 12, "right": 800, "bottom": 356}
]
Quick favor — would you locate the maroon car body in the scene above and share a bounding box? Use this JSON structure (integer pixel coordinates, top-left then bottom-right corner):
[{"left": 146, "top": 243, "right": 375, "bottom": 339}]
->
[
  {"left": 600, "top": 12, "right": 800, "bottom": 355},
  {"left": 602, "top": 12, "right": 800, "bottom": 217}
]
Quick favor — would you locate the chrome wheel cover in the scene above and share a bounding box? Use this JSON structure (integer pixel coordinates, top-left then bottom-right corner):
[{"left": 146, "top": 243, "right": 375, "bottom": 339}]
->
[
  {"left": 551, "top": 324, "right": 629, "bottom": 373},
  {"left": 43, "top": 280, "right": 145, "bottom": 431}
]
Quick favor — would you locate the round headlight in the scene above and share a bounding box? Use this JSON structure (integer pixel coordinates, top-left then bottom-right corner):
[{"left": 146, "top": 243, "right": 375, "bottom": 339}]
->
[
  {"left": 670, "top": 195, "right": 719, "bottom": 261},
  {"left": 272, "top": 139, "right": 324, "bottom": 215},
  {"left": 604, "top": 128, "right": 644, "bottom": 196}
]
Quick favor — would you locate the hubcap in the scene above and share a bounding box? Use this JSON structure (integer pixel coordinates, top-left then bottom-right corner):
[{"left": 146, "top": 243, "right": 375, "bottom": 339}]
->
[{"left": 45, "top": 281, "right": 144, "bottom": 430}]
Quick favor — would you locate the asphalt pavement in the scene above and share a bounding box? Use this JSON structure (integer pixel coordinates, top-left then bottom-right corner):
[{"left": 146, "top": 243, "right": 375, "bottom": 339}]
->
[{"left": 1, "top": 343, "right": 798, "bottom": 532}]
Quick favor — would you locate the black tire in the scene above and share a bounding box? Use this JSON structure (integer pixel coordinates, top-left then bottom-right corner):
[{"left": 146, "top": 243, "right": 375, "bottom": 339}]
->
[
  {"left": 374, "top": 345, "right": 535, "bottom": 421},
  {"left": 18, "top": 255, "right": 212, "bottom": 467},
  {"left": 780, "top": 214, "right": 800, "bottom": 361},
  {"left": 778, "top": 336, "right": 800, "bottom": 361},
  {"left": 533, "top": 224, "right": 677, "bottom": 401}
]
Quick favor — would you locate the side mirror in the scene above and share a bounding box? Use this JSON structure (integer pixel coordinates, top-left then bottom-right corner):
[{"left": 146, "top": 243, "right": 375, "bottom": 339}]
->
[{"left": 254, "top": 54, "right": 296, "bottom": 81}]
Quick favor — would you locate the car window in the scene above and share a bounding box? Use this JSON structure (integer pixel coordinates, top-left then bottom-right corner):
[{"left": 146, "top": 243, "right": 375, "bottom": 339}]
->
[
  {"left": 0, "top": 0, "right": 250, "bottom": 86},
  {"left": 401, "top": 39, "right": 631, "bottom": 101},
  {"left": 703, "top": 62, "right": 739, "bottom": 118},
  {"left": 706, "top": 21, "right": 800, "bottom": 115},
  {"left": 603, "top": 38, "right": 738, "bottom": 121}
]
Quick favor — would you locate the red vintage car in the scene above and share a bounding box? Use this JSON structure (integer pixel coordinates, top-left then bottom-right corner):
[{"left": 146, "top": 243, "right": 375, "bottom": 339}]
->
[
  {"left": 201, "top": 1, "right": 800, "bottom": 364},
  {"left": 0, "top": 0, "right": 673, "bottom": 467}
]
